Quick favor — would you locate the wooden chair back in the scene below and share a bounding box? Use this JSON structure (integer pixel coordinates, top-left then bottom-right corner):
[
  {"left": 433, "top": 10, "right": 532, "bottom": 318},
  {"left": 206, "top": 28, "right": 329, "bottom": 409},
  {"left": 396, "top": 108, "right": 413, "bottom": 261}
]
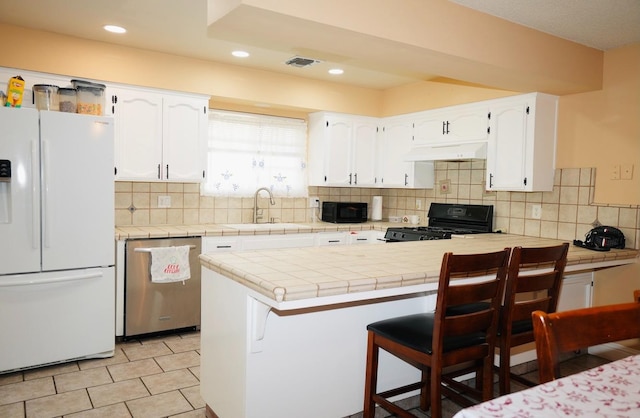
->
[
  {"left": 501, "top": 243, "right": 569, "bottom": 338},
  {"left": 532, "top": 302, "right": 640, "bottom": 383},
  {"left": 435, "top": 249, "right": 511, "bottom": 367},
  {"left": 496, "top": 243, "right": 569, "bottom": 394}
]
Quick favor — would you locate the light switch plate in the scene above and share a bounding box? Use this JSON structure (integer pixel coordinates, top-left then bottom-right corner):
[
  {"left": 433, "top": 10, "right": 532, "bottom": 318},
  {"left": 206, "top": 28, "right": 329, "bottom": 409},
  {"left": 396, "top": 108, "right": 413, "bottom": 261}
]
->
[{"left": 611, "top": 164, "right": 621, "bottom": 180}]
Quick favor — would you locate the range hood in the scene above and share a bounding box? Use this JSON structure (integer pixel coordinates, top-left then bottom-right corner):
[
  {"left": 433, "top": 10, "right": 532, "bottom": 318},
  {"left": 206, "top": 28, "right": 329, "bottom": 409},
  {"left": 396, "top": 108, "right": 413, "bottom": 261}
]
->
[{"left": 404, "top": 142, "right": 487, "bottom": 162}]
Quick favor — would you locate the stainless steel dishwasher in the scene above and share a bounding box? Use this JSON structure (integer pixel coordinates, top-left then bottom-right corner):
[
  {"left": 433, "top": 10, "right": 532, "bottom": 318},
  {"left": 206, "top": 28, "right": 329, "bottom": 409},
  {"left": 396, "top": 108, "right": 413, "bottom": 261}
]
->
[{"left": 124, "top": 236, "right": 202, "bottom": 338}]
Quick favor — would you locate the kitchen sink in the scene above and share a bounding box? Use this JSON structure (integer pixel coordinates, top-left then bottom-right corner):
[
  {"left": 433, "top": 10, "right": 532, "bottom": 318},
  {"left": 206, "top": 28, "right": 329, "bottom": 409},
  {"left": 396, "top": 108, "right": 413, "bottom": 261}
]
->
[{"left": 223, "top": 223, "right": 306, "bottom": 230}]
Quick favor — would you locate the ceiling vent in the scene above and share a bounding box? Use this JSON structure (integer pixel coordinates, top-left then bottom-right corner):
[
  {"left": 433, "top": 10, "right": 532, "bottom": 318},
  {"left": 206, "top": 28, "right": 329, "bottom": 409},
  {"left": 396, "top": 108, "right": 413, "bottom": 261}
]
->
[{"left": 285, "top": 56, "right": 322, "bottom": 68}]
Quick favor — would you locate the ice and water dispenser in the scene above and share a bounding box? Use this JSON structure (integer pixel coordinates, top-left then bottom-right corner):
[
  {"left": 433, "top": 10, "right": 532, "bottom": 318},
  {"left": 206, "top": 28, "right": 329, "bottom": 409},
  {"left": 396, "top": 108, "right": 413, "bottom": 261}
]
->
[{"left": 0, "top": 159, "right": 10, "bottom": 224}]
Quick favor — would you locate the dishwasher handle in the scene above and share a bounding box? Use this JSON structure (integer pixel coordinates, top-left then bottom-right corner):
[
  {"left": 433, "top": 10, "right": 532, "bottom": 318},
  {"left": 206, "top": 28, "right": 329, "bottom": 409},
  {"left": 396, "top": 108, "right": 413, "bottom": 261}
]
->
[{"left": 134, "top": 245, "right": 197, "bottom": 253}]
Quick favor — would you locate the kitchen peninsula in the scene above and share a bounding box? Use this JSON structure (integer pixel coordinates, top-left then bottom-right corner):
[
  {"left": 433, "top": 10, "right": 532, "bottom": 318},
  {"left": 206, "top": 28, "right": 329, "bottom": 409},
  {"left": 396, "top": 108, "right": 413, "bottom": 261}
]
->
[{"left": 199, "top": 233, "right": 639, "bottom": 418}]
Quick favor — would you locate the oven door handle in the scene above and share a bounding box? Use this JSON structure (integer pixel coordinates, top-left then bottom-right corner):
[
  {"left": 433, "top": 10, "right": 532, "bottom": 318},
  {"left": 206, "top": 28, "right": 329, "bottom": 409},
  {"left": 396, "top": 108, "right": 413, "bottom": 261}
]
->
[{"left": 134, "top": 245, "right": 197, "bottom": 253}]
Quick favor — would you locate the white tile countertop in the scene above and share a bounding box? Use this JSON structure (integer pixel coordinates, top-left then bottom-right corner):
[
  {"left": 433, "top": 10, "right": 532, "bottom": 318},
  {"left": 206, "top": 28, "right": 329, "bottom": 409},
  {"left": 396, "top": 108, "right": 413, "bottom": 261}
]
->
[
  {"left": 198, "top": 233, "right": 639, "bottom": 308},
  {"left": 114, "top": 221, "right": 395, "bottom": 240}
]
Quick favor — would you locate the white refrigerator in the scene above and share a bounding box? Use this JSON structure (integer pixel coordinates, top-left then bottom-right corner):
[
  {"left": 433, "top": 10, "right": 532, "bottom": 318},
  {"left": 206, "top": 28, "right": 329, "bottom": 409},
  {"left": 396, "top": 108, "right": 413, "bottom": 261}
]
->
[{"left": 0, "top": 106, "right": 115, "bottom": 373}]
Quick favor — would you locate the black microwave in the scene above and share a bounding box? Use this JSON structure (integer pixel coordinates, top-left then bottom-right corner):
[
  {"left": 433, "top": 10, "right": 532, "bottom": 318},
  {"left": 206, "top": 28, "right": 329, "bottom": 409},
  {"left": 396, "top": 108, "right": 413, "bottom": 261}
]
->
[{"left": 321, "top": 202, "right": 368, "bottom": 223}]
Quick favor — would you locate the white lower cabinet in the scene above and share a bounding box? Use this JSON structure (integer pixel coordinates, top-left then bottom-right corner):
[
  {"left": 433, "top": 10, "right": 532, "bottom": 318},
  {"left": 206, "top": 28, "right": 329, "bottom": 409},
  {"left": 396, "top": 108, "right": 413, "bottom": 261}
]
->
[
  {"left": 314, "top": 232, "right": 348, "bottom": 246},
  {"left": 557, "top": 272, "right": 593, "bottom": 311},
  {"left": 201, "top": 236, "right": 242, "bottom": 253},
  {"left": 241, "top": 234, "right": 316, "bottom": 250},
  {"left": 347, "top": 230, "right": 386, "bottom": 244},
  {"left": 202, "top": 230, "right": 385, "bottom": 253}
]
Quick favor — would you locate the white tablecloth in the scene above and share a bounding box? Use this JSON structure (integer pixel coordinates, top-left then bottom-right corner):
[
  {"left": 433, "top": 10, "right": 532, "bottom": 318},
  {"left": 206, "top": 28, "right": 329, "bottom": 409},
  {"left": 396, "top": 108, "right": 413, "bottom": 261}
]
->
[{"left": 454, "top": 354, "right": 640, "bottom": 417}]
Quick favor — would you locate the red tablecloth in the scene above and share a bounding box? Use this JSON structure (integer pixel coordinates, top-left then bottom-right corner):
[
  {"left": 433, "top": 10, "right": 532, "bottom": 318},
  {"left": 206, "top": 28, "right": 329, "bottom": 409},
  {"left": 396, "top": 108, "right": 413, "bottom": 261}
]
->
[{"left": 454, "top": 354, "right": 640, "bottom": 417}]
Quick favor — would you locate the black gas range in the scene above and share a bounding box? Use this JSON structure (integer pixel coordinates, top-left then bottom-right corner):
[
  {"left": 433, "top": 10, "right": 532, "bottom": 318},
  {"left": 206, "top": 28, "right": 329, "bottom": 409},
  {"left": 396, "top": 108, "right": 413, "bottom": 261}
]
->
[{"left": 384, "top": 203, "right": 494, "bottom": 242}]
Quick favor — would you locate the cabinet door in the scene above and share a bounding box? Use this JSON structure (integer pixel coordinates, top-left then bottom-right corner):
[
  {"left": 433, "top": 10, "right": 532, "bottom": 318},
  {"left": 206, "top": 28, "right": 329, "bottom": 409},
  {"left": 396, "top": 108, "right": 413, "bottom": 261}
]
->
[
  {"left": 324, "top": 116, "right": 354, "bottom": 185},
  {"left": 352, "top": 118, "right": 378, "bottom": 187},
  {"left": 202, "top": 237, "right": 241, "bottom": 253},
  {"left": 447, "top": 105, "right": 489, "bottom": 142},
  {"left": 163, "top": 95, "right": 208, "bottom": 182},
  {"left": 241, "top": 234, "right": 316, "bottom": 250},
  {"left": 315, "top": 232, "right": 347, "bottom": 246},
  {"left": 413, "top": 105, "right": 488, "bottom": 144},
  {"left": 413, "top": 109, "right": 446, "bottom": 144},
  {"left": 486, "top": 100, "right": 529, "bottom": 191},
  {"left": 112, "top": 88, "right": 163, "bottom": 180},
  {"left": 378, "top": 117, "right": 414, "bottom": 187},
  {"left": 347, "top": 230, "right": 386, "bottom": 244},
  {"left": 557, "top": 273, "right": 593, "bottom": 311}
]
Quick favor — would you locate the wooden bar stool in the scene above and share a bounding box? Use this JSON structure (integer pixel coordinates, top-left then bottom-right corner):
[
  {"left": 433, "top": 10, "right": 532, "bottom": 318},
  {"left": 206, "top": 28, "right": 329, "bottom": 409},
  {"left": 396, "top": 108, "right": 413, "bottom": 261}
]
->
[
  {"left": 363, "top": 248, "right": 510, "bottom": 418},
  {"left": 495, "top": 243, "right": 569, "bottom": 395}
]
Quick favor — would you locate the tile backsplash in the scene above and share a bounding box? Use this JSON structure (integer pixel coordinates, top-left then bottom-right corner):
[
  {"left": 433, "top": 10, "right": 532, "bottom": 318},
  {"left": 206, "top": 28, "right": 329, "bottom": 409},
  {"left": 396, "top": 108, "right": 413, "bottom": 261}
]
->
[{"left": 115, "top": 160, "right": 639, "bottom": 249}]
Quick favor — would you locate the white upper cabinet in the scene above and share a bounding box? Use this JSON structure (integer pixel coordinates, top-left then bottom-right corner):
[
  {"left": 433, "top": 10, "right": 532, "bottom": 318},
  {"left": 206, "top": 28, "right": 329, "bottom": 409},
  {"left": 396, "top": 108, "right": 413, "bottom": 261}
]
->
[
  {"left": 162, "top": 95, "right": 208, "bottom": 181},
  {"left": 486, "top": 93, "right": 558, "bottom": 192},
  {"left": 413, "top": 103, "right": 489, "bottom": 145},
  {"left": 308, "top": 112, "right": 379, "bottom": 187},
  {"left": 378, "top": 115, "right": 434, "bottom": 189},
  {"left": 110, "top": 86, "right": 208, "bottom": 182}
]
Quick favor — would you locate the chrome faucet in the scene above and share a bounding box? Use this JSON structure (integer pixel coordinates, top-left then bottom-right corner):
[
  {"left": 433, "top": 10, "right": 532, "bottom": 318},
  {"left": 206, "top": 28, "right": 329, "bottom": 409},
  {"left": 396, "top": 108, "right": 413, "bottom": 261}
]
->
[{"left": 253, "top": 187, "right": 276, "bottom": 223}]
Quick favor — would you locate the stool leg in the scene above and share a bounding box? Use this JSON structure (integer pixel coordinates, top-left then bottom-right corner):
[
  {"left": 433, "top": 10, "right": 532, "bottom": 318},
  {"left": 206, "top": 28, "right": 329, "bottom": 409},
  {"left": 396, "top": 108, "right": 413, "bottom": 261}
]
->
[
  {"left": 363, "top": 331, "right": 378, "bottom": 418},
  {"left": 430, "top": 363, "right": 442, "bottom": 418},
  {"left": 499, "top": 343, "right": 510, "bottom": 395}
]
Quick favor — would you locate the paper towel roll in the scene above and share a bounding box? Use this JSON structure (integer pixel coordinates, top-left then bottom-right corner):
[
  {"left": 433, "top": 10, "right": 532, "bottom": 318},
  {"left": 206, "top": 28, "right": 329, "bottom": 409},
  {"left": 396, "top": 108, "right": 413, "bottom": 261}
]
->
[{"left": 371, "top": 196, "right": 382, "bottom": 221}]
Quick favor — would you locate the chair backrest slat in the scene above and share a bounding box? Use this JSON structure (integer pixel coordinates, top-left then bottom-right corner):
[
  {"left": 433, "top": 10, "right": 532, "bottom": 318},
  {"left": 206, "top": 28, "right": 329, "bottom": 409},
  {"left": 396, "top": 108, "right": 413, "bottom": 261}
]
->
[{"left": 533, "top": 302, "right": 640, "bottom": 383}]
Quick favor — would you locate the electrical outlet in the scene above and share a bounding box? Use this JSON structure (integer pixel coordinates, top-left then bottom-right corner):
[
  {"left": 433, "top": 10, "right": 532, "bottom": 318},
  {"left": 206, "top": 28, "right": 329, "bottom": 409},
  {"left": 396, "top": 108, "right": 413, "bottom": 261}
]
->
[
  {"left": 621, "top": 164, "right": 634, "bottom": 180},
  {"left": 416, "top": 199, "right": 422, "bottom": 210},
  {"left": 158, "top": 195, "right": 171, "bottom": 208},
  {"left": 531, "top": 204, "right": 542, "bottom": 219},
  {"left": 439, "top": 179, "right": 451, "bottom": 194},
  {"left": 309, "top": 196, "right": 320, "bottom": 208}
]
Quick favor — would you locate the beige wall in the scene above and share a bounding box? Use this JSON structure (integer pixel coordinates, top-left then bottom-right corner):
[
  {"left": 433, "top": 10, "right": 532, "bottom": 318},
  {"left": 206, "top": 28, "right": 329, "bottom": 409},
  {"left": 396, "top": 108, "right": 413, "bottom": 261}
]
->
[
  {"left": 1, "top": 24, "right": 638, "bottom": 207},
  {"left": 557, "top": 44, "right": 640, "bottom": 205},
  {"left": 219, "top": 0, "right": 603, "bottom": 94},
  {"left": 0, "top": 23, "right": 382, "bottom": 116}
]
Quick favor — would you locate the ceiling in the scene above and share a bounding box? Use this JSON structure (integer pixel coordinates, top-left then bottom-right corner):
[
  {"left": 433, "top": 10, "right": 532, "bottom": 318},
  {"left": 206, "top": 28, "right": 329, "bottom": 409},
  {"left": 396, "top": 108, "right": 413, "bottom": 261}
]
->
[{"left": 0, "top": 0, "right": 638, "bottom": 90}]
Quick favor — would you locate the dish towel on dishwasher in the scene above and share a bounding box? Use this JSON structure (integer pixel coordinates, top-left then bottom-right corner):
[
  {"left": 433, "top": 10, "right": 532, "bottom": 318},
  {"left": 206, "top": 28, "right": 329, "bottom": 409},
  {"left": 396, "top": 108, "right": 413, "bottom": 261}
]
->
[{"left": 149, "top": 246, "right": 191, "bottom": 283}]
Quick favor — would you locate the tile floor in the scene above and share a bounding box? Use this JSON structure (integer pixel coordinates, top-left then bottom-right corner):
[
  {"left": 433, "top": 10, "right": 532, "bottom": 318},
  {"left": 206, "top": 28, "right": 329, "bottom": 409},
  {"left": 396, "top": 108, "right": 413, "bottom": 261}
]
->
[
  {"left": 0, "top": 331, "right": 203, "bottom": 418},
  {"left": 0, "top": 330, "right": 611, "bottom": 418}
]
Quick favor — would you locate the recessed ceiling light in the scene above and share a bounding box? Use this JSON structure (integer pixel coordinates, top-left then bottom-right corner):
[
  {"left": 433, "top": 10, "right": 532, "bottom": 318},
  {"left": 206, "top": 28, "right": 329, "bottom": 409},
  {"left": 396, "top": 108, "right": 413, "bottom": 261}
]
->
[
  {"left": 103, "top": 25, "right": 126, "bottom": 34},
  {"left": 232, "top": 50, "right": 250, "bottom": 58},
  {"left": 328, "top": 68, "right": 344, "bottom": 75}
]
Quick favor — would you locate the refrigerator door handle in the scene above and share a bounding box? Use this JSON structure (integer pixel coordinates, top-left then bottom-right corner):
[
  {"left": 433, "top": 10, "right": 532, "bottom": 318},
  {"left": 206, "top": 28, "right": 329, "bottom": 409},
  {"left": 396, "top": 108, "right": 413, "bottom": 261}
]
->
[
  {"left": 0, "top": 271, "right": 104, "bottom": 287},
  {"left": 42, "top": 139, "right": 51, "bottom": 249},
  {"left": 30, "top": 140, "right": 39, "bottom": 249}
]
